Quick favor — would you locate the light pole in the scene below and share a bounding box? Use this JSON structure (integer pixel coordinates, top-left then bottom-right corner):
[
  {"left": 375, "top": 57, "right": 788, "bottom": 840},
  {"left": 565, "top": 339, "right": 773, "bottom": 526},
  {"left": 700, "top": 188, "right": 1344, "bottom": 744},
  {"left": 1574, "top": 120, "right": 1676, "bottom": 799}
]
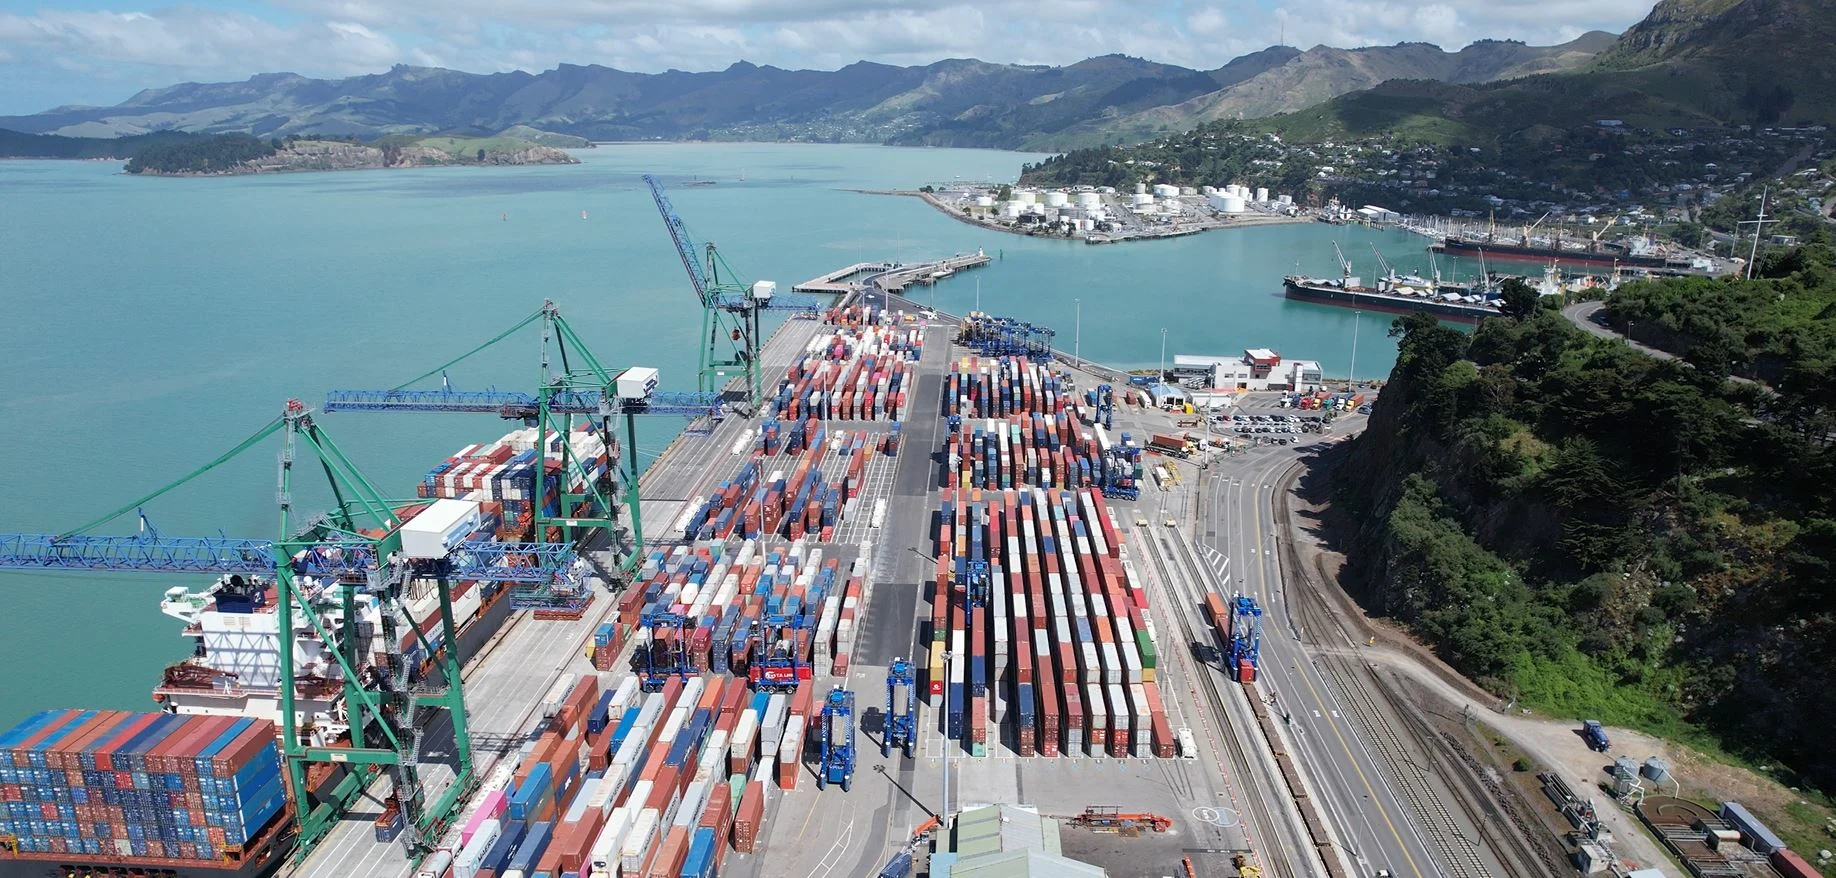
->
[{"left": 1074, "top": 298, "right": 1081, "bottom": 360}]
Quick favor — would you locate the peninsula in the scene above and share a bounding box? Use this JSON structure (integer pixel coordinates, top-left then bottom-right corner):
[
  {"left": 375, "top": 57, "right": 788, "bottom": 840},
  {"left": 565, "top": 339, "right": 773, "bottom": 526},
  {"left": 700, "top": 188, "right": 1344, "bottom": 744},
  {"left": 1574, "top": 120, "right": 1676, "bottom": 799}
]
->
[{"left": 124, "top": 133, "right": 579, "bottom": 176}]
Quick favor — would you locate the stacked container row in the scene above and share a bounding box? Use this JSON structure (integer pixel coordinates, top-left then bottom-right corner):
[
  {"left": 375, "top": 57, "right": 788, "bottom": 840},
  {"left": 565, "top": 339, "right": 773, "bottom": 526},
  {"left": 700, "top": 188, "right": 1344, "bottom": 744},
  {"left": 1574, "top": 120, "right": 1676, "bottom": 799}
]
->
[{"left": 0, "top": 712, "right": 287, "bottom": 867}]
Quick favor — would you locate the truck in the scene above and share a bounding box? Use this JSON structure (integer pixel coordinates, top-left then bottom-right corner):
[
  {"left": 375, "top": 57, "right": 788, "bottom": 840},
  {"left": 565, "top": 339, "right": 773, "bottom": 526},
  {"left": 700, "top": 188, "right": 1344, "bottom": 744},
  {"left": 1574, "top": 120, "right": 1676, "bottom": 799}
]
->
[
  {"left": 1147, "top": 434, "right": 1190, "bottom": 458},
  {"left": 1582, "top": 720, "right": 1610, "bottom": 752}
]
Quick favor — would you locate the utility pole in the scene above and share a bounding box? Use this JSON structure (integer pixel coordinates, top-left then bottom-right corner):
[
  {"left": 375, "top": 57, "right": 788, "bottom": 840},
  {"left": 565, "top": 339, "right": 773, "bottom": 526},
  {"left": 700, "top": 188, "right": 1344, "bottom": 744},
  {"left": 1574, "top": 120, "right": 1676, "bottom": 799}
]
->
[
  {"left": 1074, "top": 298, "right": 1082, "bottom": 360},
  {"left": 1741, "top": 186, "right": 1773, "bottom": 280}
]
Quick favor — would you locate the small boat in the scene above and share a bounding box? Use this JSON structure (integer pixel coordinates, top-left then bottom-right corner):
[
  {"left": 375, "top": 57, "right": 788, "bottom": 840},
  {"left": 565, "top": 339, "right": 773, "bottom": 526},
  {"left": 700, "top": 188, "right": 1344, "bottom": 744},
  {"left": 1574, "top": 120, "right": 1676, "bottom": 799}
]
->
[{"left": 581, "top": 210, "right": 589, "bottom": 220}]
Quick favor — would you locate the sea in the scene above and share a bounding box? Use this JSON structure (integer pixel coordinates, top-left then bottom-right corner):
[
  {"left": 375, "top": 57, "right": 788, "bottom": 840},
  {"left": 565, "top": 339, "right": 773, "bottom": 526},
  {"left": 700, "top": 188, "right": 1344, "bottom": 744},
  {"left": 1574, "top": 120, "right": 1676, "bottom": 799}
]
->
[{"left": 0, "top": 143, "right": 1478, "bottom": 728}]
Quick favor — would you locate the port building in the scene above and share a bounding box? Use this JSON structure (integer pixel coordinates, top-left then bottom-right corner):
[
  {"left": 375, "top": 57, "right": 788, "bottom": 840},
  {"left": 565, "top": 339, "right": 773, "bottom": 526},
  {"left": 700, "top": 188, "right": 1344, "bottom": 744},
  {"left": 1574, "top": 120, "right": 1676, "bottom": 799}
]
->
[
  {"left": 1174, "top": 350, "right": 1323, "bottom": 392},
  {"left": 931, "top": 804, "right": 1108, "bottom": 878}
]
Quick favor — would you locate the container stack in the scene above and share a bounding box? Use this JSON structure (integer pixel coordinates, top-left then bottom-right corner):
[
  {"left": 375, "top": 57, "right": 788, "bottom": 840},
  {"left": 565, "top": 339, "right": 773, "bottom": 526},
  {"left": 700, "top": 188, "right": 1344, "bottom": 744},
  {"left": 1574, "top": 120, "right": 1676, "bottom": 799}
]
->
[
  {"left": 437, "top": 665, "right": 812, "bottom": 877},
  {"left": 613, "top": 540, "right": 854, "bottom": 688},
  {"left": 416, "top": 423, "right": 615, "bottom": 541},
  {"left": 768, "top": 322, "right": 920, "bottom": 422},
  {"left": 0, "top": 712, "right": 287, "bottom": 867},
  {"left": 681, "top": 445, "right": 851, "bottom": 542},
  {"left": 928, "top": 486, "right": 1173, "bottom": 759},
  {"left": 944, "top": 356, "right": 1137, "bottom": 493}
]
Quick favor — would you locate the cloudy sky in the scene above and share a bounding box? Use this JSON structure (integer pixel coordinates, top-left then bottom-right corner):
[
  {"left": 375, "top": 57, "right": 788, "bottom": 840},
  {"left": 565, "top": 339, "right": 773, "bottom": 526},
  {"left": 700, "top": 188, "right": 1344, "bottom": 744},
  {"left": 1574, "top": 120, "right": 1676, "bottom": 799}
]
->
[{"left": 0, "top": 0, "right": 1659, "bottom": 115}]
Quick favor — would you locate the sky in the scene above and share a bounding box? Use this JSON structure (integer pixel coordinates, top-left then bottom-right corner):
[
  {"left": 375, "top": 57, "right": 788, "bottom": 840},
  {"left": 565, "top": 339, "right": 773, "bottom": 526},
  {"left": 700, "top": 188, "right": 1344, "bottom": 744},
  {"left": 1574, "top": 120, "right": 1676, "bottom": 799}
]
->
[{"left": 0, "top": 0, "right": 1661, "bottom": 115}]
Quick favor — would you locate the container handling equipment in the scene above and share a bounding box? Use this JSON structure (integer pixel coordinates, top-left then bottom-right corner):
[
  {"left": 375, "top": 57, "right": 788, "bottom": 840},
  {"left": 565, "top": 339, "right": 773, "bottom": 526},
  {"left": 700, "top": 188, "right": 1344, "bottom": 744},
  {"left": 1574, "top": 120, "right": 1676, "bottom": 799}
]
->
[
  {"left": 884, "top": 658, "right": 917, "bottom": 758},
  {"left": 818, "top": 687, "right": 857, "bottom": 791}
]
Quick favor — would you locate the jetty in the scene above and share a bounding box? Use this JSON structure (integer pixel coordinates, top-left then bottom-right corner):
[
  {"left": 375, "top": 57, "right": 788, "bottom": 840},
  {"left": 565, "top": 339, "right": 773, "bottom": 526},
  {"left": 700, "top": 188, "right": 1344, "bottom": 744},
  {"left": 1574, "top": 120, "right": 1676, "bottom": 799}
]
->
[{"left": 792, "top": 250, "right": 991, "bottom": 295}]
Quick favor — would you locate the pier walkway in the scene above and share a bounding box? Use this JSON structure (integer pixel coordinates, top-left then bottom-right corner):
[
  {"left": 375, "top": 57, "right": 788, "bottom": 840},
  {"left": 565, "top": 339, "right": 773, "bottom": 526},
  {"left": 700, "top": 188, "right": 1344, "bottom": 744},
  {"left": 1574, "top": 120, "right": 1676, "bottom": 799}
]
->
[{"left": 792, "top": 251, "right": 990, "bottom": 295}]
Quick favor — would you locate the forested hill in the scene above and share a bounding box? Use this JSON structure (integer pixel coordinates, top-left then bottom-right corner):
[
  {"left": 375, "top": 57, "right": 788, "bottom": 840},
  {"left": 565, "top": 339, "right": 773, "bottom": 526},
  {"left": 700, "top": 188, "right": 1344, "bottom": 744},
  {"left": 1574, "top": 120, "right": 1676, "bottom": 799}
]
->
[{"left": 1338, "top": 246, "right": 1836, "bottom": 793}]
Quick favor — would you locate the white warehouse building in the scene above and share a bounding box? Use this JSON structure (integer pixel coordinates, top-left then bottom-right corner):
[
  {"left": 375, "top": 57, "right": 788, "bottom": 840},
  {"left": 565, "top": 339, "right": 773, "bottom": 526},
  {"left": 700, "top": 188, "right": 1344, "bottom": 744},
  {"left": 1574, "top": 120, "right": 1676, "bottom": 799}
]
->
[{"left": 1173, "top": 350, "right": 1324, "bottom": 392}]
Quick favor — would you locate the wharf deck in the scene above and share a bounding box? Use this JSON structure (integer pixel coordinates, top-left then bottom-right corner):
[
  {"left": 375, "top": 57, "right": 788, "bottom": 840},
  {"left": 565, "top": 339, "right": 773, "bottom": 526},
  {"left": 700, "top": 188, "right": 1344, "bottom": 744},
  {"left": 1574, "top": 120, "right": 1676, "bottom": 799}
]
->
[
  {"left": 792, "top": 252, "right": 990, "bottom": 295},
  {"left": 288, "top": 316, "right": 836, "bottom": 878}
]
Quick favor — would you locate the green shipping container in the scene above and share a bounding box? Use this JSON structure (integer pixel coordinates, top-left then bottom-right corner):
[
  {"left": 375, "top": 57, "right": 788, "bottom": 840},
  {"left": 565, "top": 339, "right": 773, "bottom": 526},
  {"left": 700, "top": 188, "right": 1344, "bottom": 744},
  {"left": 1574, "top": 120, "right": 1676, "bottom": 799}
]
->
[{"left": 1137, "top": 631, "right": 1157, "bottom": 668}]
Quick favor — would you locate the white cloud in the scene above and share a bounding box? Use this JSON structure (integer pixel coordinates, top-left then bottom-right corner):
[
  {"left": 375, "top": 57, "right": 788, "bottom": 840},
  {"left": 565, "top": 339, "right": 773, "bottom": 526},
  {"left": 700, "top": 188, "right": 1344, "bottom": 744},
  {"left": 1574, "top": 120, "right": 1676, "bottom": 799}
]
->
[{"left": 0, "top": 0, "right": 1660, "bottom": 112}]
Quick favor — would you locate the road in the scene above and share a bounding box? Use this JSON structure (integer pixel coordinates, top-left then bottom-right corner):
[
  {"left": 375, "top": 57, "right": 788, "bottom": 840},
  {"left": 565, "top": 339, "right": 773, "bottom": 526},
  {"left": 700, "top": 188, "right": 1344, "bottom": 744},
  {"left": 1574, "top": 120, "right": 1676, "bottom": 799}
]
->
[
  {"left": 1187, "top": 419, "right": 1450, "bottom": 878},
  {"left": 1564, "top": 299, "right": 1763, "bottom": 389}
]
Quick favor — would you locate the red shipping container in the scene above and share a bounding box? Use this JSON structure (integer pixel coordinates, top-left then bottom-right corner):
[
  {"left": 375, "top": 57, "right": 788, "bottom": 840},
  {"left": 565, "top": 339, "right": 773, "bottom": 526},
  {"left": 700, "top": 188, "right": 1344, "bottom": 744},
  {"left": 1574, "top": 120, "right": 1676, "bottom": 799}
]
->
[
  {"left": 1772, "top": 849, "right": 1819, "bottom": 878},
  {"left": 732, "top": 781, "right": 766, "bottom": 853},
  {"left": 645, "top": 826, "right": 692, "bottom": 878}
]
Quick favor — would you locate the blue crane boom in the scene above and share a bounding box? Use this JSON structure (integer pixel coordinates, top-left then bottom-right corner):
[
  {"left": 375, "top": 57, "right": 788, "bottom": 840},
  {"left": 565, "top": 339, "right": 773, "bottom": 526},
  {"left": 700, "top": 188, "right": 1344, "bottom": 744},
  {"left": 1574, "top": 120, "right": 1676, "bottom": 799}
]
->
[{"left": 642, "top": 173, "right": 823, "bottom": 414}]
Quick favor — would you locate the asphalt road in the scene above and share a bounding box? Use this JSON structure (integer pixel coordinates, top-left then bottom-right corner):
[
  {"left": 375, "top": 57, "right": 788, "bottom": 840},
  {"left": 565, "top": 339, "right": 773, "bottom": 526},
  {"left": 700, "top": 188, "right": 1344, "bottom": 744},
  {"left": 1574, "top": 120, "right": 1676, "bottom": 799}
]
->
[{"left": 1194, "top": 410, "right": 1447, "bottom": 878}]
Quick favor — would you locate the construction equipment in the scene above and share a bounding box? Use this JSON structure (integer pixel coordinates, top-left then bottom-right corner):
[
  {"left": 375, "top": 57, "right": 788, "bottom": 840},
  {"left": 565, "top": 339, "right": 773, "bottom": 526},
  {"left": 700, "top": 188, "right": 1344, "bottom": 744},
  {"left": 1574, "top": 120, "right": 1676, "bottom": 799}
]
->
[
  {"left": 643, "top": 174, "right": 823, "bottom": 414},
  {"left": 1233, "top": 852, "right": 1264, "bottom": 878},
  {"left": 885, "top": 658, "right": 917, "bottom": 758},
  {"left": 324, "top": 302, "right": 722, "bottom": 582},
  {"left": 1228, "top": 593, "right": 1264, "bottom": 683},
  {"left": 0, "top": 401, "right": 576, "bottom": 864},
  {"left": 748, "top": 614, "right": 810, "bottom": 692},
  {"left": 1067, "top": 806, "right": 1173, "bottom": 834},
  {"left": 817, "top": 687, "right": 857, "bottom": 791},
  {"left": 636, "top": 610, "right": 695, "bottom": 691}
]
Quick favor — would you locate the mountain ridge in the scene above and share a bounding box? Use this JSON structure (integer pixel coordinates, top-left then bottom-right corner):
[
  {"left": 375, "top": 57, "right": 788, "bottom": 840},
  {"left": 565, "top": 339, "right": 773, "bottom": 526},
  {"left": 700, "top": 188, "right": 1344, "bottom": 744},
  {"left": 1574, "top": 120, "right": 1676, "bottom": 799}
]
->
[{"left": 0, "top": 37, "right": 1610, "bottom": 151}]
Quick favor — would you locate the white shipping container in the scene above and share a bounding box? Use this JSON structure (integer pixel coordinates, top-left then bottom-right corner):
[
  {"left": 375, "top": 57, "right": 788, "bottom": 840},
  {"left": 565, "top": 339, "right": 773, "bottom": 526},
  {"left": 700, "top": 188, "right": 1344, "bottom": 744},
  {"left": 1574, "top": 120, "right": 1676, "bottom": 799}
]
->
[
  {"left": 673, "top": 780, "right": 709, "bottom": 828},
  {"left": 451, "top": 818, "right": 500, "bottom": 878},
  {"left": 624, "top": 780, "right": 655, "bottom": 819},
  {"left": 620, "top": 809, "right": 660, "bottom": 875},
  {"left": 413, "top": 850, "right": 453, "bottom": 878},
  {"left": 753, "top": 754, "right": 777, "bottom": 784},
  {"left": 588, "top": 806, "right": 633, "bottom": 876},
  {"left": 541, "top": 674, "right": 577, "bottom": 719},
  {"left": 564, "top": 777, "right": 601, "bottom": 823}
]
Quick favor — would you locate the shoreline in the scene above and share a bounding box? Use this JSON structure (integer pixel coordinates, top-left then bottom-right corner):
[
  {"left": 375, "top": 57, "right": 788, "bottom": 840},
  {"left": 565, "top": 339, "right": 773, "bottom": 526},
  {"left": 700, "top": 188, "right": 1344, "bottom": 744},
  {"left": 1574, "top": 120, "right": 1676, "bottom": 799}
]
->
[{"left": 883, "top": 187, "right": 1314, "bottom": 245}]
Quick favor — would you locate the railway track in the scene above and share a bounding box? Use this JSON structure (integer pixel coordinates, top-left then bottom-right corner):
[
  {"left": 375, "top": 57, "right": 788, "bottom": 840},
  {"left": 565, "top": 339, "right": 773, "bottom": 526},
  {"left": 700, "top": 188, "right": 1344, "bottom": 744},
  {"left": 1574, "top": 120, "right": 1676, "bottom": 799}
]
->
[
  {"left": 1142, "top": 524, "right": 1305, "bottom": 878},
  {"left": 1267, "top": 457, "right": 1560, "bottom": 878},
  {"left": 1314, "top": 657, "right": 1492, "bottom": 878}
]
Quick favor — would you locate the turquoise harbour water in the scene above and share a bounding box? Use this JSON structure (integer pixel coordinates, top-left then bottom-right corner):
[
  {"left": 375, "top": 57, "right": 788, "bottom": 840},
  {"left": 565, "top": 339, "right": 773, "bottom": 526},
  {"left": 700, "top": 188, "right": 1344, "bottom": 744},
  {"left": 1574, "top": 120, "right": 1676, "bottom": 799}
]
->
[{"left": 0, "top": 144, "right": 1459, "bottom": 727}]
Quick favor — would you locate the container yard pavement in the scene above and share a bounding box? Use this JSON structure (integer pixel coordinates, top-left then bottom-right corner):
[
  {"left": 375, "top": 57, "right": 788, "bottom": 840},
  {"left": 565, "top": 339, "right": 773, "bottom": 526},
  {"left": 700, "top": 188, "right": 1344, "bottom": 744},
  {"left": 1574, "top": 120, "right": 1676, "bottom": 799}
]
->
[{"left": 288, "top": 316, "right": 837, "bottom": 878}]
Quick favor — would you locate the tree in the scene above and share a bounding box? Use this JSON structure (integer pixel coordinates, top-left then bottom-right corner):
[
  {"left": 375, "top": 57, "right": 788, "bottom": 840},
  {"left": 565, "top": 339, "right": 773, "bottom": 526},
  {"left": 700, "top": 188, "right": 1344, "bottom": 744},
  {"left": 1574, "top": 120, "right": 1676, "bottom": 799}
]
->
[
  {"left": 995, "top": 184, "right": 1013, "bottom": 201},
  {"left": 476, "top": 148, "right": 487, "bottom": 162},
  {"left": 1497, "top": 277, "right": 1541, "bottom": 320},
  {"left": 1670, "top": 221, "right": 1706, "bottom": 249}
]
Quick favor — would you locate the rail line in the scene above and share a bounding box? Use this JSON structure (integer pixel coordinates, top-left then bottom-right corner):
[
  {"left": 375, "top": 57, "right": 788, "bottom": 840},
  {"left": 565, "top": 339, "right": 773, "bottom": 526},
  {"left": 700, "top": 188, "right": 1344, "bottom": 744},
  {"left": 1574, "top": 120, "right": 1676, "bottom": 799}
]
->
[
  {"left": 1142, "top": 524, "right": 1302, "bottom": 878},
  {"left": 1373, "top": 674, "right": 1563, "bottom": 878},
  {"left": 1267, "top": 456, "right": 1557, "bottom": 878},
  {"left": 1314, "top": 657, "right": 1492, "bottom": 878}
]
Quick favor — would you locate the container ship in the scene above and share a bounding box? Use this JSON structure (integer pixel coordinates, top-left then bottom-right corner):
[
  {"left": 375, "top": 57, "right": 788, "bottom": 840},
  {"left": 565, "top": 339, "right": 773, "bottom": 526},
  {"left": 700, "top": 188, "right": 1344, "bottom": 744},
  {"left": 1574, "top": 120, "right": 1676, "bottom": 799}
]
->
[
  {"left": 1283, "top": 273, "right": 1501, "bottom": 325},
  {"left": 1433, "top": 235, "right": 1699, "bottom": 272},
  {"left": 0, "top": 424, "right": 612, "bottom": 878}
]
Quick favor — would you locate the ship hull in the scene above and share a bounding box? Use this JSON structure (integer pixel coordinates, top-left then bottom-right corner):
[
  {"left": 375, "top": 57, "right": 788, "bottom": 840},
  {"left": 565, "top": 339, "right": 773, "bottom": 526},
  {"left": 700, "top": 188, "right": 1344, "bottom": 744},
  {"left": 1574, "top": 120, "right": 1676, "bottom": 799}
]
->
[
  {"left": 1283, "top": 279, "right": 1493, "bottom": 325},
  {"left": 0, "top": 855, "right": 285, "bottom": 878},
  {"left": 1434, "top": 238, "right": 1677, "bottom": 270}
]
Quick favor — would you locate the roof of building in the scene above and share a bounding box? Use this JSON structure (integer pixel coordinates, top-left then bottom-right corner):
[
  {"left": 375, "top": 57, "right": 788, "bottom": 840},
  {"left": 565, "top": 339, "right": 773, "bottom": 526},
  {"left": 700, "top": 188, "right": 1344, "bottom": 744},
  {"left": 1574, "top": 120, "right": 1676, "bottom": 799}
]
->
[
  {"left": 940, "top": 805, "right": 1108, "bottom": 878},
  {"left": 1245, "top": 348, "right": 1279, "bottom": 363},
  {"left": 1288, "top": 359, "right": 1322, "bottom": 371},
  {"left": 1173, "top": 354, "right": 1238, "bottom": 368}
]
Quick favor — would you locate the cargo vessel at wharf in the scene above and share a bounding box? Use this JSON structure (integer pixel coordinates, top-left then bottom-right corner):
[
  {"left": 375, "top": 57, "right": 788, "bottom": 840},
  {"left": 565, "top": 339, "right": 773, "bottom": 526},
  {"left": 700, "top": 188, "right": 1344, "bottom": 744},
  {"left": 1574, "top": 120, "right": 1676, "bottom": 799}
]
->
[
  {"left": 1284, "top": 242, "right": 1502, "bottom": 324},
  {"left": 1434, "top": 234, "right": 1700, "bottom": 272}
]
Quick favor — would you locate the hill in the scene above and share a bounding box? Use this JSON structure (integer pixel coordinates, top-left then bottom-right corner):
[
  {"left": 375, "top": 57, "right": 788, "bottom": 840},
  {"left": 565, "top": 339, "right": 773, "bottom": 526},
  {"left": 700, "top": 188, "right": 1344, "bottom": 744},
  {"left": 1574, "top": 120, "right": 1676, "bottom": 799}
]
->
[
  {"left": 0, "top": 38, "right": 1607, "bottom": 152},
  {"left": 0, "top": 128, "right": 203, "bottom": 159},
  {"left": 123, "top": 133, "right": 577, "bottom": 175},
  {"left": 1045, "top": 34, "right": 1613, "bottom": 148},
  {"left": 1250, "top": 0, "right": 1836, "bottom": 145},
  {"left": 1338, "top": 250, "right": 1836, "bottom": 797}
]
